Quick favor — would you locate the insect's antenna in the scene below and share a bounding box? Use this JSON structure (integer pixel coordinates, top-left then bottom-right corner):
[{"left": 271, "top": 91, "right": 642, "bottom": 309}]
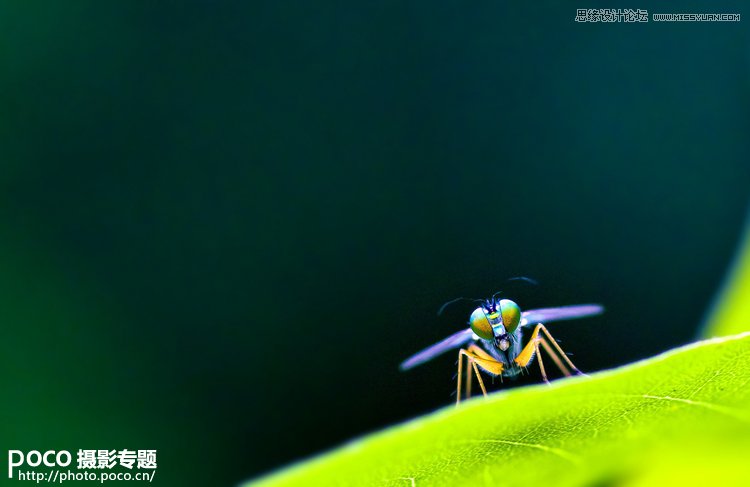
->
[
  {"left": 491, "top": 290, "right": 503, "bottom": 300},
  {"left": 437, "top": 297, "right": 483, "bottom": 316},
  {"left": 507, "top": 276, "right": 539, "bottom": 286},
  {"left": 437, "top": 297, "right": 466, "bottom": 316}
]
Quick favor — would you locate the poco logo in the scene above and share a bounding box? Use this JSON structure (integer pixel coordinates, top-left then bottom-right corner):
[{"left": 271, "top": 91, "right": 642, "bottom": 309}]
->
[{"left": 7, "top": 450, "right": 72, "bottom": 477}]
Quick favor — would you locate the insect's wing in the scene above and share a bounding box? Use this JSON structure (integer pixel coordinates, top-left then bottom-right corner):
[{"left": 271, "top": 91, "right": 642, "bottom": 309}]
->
[
  {"left": 399, "top": 328, "right": 474, "bottom": 371},
  {"left": 521, "top": 304, "right": 604, "bottom": 327}
]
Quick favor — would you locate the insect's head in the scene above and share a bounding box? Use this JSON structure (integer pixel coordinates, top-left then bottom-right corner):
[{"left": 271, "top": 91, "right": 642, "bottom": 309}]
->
[{"left": 469, "top": 298, "right": 522, "bottom": 350}]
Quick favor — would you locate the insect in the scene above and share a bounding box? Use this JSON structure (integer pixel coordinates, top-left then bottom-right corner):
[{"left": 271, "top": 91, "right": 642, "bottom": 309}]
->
[{"left": 400, "top": 296, "right": 604, "bottom": 404}]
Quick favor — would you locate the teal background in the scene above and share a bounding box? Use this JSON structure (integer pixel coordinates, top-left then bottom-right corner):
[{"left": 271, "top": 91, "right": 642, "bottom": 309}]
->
[{"left": 1, "top": 2, "right": 748, "bottom": 486}]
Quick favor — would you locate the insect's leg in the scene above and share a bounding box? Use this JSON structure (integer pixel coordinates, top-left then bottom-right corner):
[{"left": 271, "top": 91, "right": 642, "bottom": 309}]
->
[
  {"left": 471, "top": 360, "right": 489, "bottom": 396},
  {"left": 456, "top": 346, "right": 503, "bottom": 404},
  {"left": 465, "top": 355, "right": 473, "bottom": 399},
  {"left": 514, "top": 324, "right": 543, "bottom": 368},
  {"left": 538, "top": 324, "right": 586, "bottom": 376},
  {"left": 456, "top": 349, "right": 464, "bottom": 406},
  {"left": 465, "top": 344, "right": 504, "bottom": 376},
  {"left": 465, "top": 345, "right": 500, "bottom": 398},
  {"left": 539, "top": 337, "right": 572, "bottom": 377},
  {"left": 534, "top": 341, "right": 549, "bottom": 384}
]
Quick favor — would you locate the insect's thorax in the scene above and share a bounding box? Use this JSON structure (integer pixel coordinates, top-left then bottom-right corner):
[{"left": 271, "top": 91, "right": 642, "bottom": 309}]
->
[{"left": 482, "top": 327, "right": 524, "bottom": 377}]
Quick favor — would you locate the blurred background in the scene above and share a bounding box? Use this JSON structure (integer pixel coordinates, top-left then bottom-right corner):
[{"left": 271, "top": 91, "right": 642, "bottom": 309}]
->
[{"left": 1, "top": 1, "right": 748, "bottom": 486}]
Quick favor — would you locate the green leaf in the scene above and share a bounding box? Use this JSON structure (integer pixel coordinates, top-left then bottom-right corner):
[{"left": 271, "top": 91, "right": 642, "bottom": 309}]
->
[
  {"left": 247, "top": 332, "right": 750, "bottom": 486},
  {"left": 703, "top": 215, "right": 750, "bottom": 337}
]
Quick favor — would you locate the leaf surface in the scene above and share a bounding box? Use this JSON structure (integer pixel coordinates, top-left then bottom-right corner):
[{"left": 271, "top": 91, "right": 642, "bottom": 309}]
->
[
  {"left": 704, "top": 217, "right": 750, "bottom": 337},
  {"left": 248, "top": 332, "right": 750, "bottom": 486}
]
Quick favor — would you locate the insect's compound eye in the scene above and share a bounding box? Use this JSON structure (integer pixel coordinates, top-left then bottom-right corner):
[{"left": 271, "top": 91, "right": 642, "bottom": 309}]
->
[
  {"left": 499, "top": 299, "right": 521, "bottom": 333},
  {"left": 469, "top": 308, "right": 495, "bottom": 340}
]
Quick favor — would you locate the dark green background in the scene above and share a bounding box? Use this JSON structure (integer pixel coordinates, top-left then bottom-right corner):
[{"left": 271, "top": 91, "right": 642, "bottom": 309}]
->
[{"left": 1, "top": 2, "right": 748, "bottom": 486}]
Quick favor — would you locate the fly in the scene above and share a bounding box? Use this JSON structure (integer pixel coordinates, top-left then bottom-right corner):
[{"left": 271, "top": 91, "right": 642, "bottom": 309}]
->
[{"left": 400, "top": 296, "right": 604, "bottom": 405}]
